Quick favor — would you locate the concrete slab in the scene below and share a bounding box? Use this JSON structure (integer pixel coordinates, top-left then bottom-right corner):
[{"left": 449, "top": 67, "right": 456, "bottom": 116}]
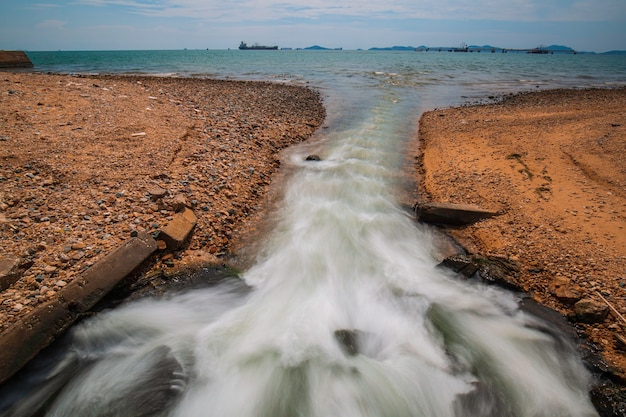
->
[{"left": 0, "top": 231, "right": 157, "bottom": 384}]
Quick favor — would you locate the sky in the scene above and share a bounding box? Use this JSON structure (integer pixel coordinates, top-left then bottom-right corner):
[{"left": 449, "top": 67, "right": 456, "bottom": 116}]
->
[{"left": 1, "top": 0, "right": 625, "bottom": 52}]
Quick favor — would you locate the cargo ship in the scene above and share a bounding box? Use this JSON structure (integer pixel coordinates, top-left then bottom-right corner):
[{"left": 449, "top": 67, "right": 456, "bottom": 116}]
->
[{"left": 239, "top": 42, "right": 278, "bottom": 50}]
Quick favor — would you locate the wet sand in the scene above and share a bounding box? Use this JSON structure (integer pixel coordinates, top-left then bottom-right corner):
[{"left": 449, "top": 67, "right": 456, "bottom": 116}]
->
[{"left": 417, "top": 87, "right": 626, "bottom": 376}]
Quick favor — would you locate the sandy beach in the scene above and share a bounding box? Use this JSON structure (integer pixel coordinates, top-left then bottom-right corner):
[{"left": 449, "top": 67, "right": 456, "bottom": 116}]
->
[
  {"left": 417, "top": 87, "right": 626, "bottom": 376},
  {"left": 0, "top": 72, "right": 325, "bottom": 333}
]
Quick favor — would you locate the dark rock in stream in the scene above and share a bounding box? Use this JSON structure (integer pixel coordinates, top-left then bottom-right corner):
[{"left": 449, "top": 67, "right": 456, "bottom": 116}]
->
[
  {"left": 334, "top": 329, "right": 361, "bottom": 356},
  {"left": 0, "top": 345, "right": 185, "bottom": 417},
  {"left": 115, "top": 345, "right": 187, "bottom": 417},
  {"left": 439, "top": 254, "right": 626, "bottom": 417},
  {"left": 438, "top": 254, "right": 521, "bottom": 292}
]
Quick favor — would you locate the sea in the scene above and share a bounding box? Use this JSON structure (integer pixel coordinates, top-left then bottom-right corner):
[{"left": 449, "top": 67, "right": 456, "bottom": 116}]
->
[
  {"left": 2, "top": 49, "right": 625, "bottom": 416},
  {"left": 25, "top": 49, "right": 626, "bottom": 118}
]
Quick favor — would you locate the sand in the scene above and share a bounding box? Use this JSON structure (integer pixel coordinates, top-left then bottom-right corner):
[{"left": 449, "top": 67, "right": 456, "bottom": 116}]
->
[{"left": 417, "top": 87, "right": 626, "bottom": 376}]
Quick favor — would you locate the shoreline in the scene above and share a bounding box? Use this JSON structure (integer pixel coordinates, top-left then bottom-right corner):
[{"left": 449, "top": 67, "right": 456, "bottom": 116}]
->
[
  {"left": 416, "top": 87, "right": 626, "bottom": 379},
  {"left": 0, "top": 72, "right": 325, "bottom": 381},
  {"left": 1, "top": 71, "right": 625, "bottom": 405}
]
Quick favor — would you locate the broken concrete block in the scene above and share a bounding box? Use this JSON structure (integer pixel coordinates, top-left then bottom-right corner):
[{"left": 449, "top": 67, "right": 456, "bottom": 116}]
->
[
  {"left": 0, "top": 231, "right": 157, "bottom": 385},
  {"left": 159, "top": 208, "right": 197, "bottom": 250},
  {"left": 414, "top": 202, "right": 499, "bottom": 226}
]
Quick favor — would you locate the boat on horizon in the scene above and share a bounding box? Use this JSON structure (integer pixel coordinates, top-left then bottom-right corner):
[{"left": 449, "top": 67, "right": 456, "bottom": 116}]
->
[{"left": 239, "top": 42, "right": 278, "bottom": 50}]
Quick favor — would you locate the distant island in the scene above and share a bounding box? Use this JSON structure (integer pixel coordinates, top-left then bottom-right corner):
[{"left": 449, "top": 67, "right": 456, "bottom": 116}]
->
[
  {"left": 371, "top": 44, "right": 626, "bottom": 55},
  {"left": 238, "top": 43, "right": 625, "bottom": 55}
]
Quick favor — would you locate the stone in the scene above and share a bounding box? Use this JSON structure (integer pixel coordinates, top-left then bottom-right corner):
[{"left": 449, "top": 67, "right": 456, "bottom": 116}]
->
[
  {"left": 574, "top": 298, "right": 609, "bottom": 323},
  {"left": 553, "top": 286, "right": 582, "bottom": 305},
  {"left": 334, "top": 329, "right": 361, "bottom": 356},
  {"left": 550, "top": 277, "right": 582, "bottom": 305},
  {"left": 147, "top": 184, "right": 168, "bottom": 200},
  {"left": 414, "top": 202, "right": 499, "bottom": 226},
  {"left": 475, "top": 256, "right": 521, "bottom": 291},
  {"left": 159, "top": 208, "right": 197, "bottom": 250},
  {"left": 437, "top": 254, "right": 478, "bottom": 278},
  {"left": 170, "top": 194, "right": 189, "bottom": 212},
  {"left": 305, "top": 154, "right": 321, "bottom": 161},
  {"left": 0, "top": 255, "right": 23, "bottom": 291},
  {"left": 438, "top": 254, "right": 521, "bottom": 291}
]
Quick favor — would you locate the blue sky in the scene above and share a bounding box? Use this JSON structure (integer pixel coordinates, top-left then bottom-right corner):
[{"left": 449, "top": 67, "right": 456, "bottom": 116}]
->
[{"left": 1, "top": 0, "right": 625, "bottom": 52}]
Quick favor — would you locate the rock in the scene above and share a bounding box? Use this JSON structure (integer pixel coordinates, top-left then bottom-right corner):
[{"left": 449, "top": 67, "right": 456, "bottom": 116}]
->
[
  {"left": 169, "top": 194, "right": 189, "bottom": 212},
  {"left": 334, "top": 329, "right": 361, "bottom": 356},
  {"left": 159, "top": 208, "right": 197, "bottom": 250},
  {"left": 147, "top": 184, "right": 168, "bottom": 200},
  {"left": 574, "top": 298, "right": 609, "bottom": 323},
  {"left": 615, "top": 334, "right": 626, "bottom": 352},
  {"left": 438, "top": 254, "right": 521, "bottom": 291},
  {"left": 305, "top": 154, "right": 321, "bottom": 161},
  {"left": 437, "top": 254, "right": 478, "bottom": 278},
  {"left": 0, "top": 255, "right": 22, "bottom": 291},
  {"left": 550, "top": 276, "right": 582, "bottom": 305},
  {"left": 414, "top": 202, "right": 499, "bottom": 226},
  {"left": 475, "top": 256, "right": 521, "bottom": 291}
]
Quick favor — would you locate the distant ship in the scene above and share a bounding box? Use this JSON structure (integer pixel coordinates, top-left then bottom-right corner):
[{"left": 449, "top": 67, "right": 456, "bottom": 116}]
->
[{"left": 239, "top": 42, "right": 278, "bottom": 50}]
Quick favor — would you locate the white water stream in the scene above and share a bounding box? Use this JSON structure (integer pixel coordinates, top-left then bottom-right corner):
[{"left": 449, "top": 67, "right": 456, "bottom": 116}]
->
[{"left": 3, "top": 90, "right": 598, "bottom": 417}]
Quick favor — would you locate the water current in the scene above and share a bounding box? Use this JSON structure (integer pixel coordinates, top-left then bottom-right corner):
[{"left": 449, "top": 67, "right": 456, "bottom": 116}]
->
[{"left": 4, "top": 50, "right": 624, "bottom": 416}]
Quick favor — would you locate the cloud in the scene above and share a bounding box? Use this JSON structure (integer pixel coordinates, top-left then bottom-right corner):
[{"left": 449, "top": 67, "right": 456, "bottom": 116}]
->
[
  {"left": 37, "top": 19, "right": 68, "bottom": 29},
  {"left": 30, "top": 3, "right": 64, "bottom": 8},
  {"left": 69, "top": 0, "right": 626, "bottom": 22}
]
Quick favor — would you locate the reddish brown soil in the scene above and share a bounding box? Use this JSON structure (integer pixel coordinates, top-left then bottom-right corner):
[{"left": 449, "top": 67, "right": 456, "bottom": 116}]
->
[
  {"left": 417, "top": 87, "right": 626, "bottom": 376},
  {"left": 0, "top": 72, "right": 325, "bottom": 332}
]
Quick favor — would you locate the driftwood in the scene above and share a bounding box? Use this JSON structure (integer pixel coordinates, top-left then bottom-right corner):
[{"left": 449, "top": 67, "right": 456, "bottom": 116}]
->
[{"left": 596, "top": 291, "right": 626, "bottom": 327}]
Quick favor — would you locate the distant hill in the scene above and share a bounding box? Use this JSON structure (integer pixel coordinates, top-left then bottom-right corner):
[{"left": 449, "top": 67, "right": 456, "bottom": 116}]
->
[
  {"left": 303, "top": 45, "right": 342, "bottom": 50},
  {"left": 602, "top": 50, "right": 626, "bottom": 55},
  {"left": 368, "top": 46, "right": 416, "bottom": 51},
  {"left": 544, "top": 44, "right": 574, "bottom": 51}
]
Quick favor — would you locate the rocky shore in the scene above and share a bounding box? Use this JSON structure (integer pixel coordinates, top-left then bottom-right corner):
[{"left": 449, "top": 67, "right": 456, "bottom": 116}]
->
[
  {"left": 0, "top": 72, "right": 325, "bottom": 350},
  {"left": 2, "top": 71, "right": 625, "bottom": 410},
  {"left": 416, "top": 87, "right": 626, "bottom": 382}
]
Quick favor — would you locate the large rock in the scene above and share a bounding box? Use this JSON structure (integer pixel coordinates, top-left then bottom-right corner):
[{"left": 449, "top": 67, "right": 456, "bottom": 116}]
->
[
  {"left": 438, "top": 254, "right": 521, "bottom": 291},
  {"left": 574, "top": 298, "right": 609, "bottom": 324},
  {"left": 0, "top": 51, "right": 33, "bottom": 68},
  {"left": 414, "top": 202, "right": 499, "bottom": 226},
  {"left": 0, "top": 231, "right": 157, "bottom": 384}
]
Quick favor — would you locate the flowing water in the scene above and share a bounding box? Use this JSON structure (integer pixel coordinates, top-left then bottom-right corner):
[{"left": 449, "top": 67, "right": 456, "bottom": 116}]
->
[{"left": 3, "top": 50, "right": 625, "bottom": 416}]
